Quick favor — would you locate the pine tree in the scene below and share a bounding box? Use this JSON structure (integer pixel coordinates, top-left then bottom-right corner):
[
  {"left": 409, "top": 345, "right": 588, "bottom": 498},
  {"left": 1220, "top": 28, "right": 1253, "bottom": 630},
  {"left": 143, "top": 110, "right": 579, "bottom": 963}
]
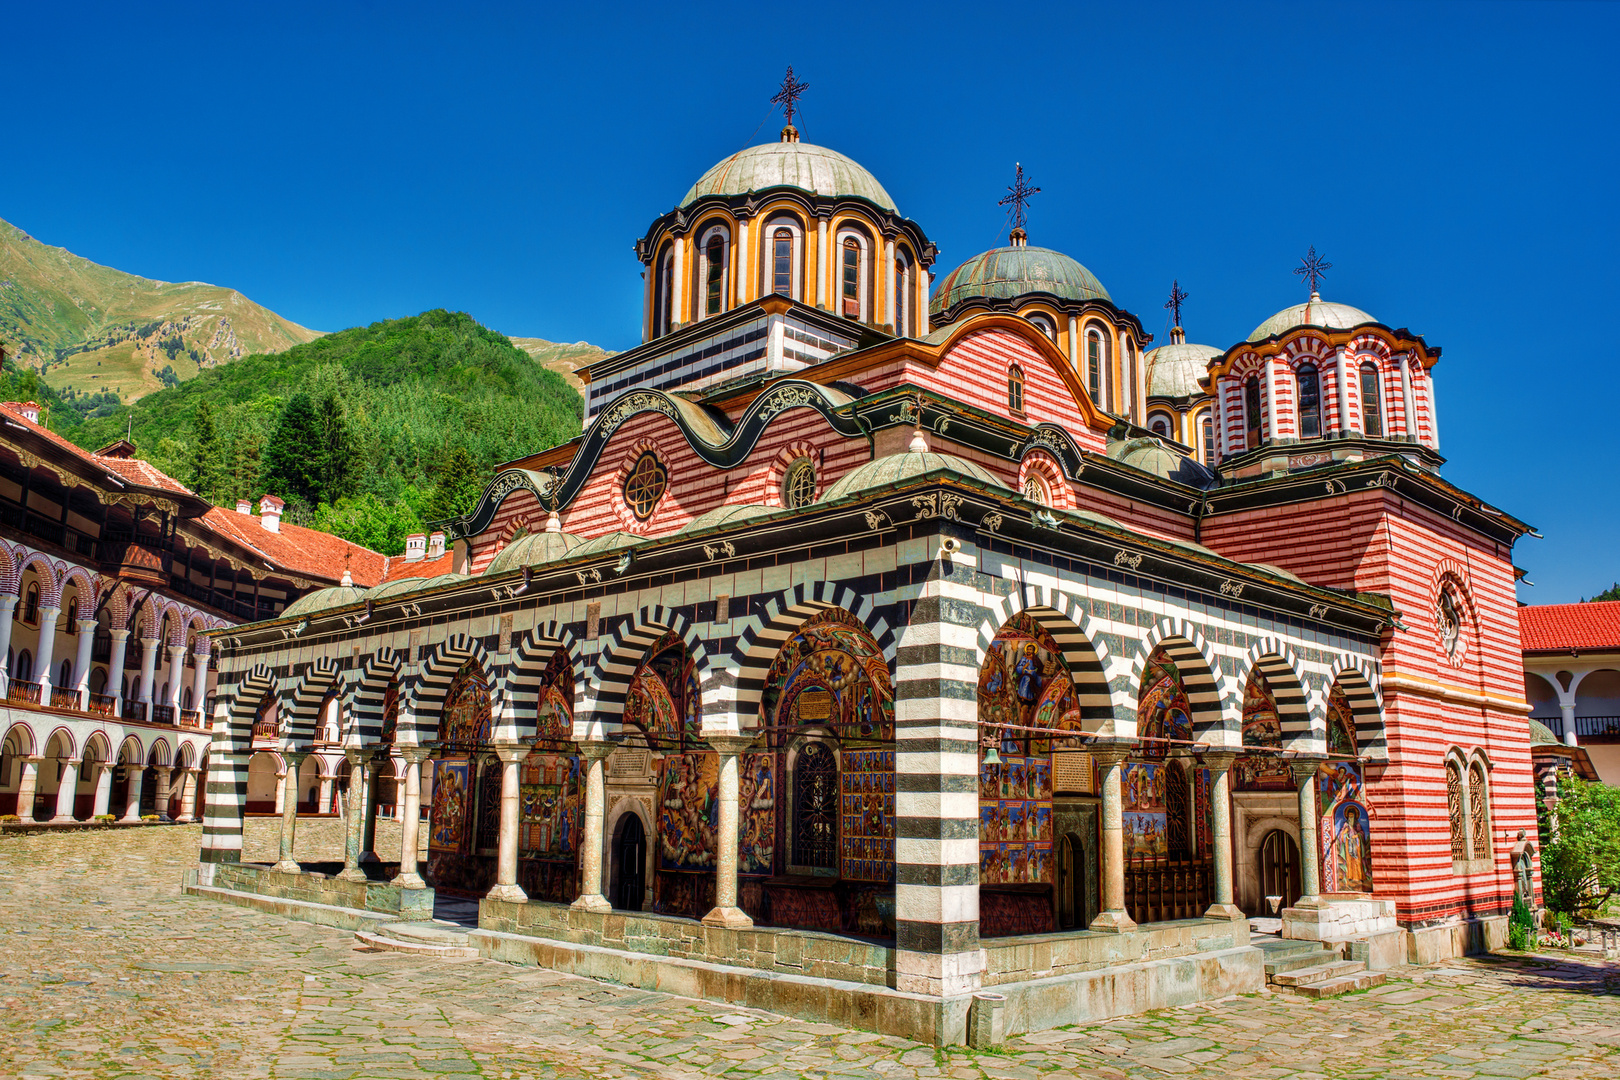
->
[
  {"left": 312, "top": 388, "right": 356, "bottom": 506},
  {"left": 186, "top": 402, "right": 224, "bottom": 502},
  {"left": 260, "top": 392, "right": 323, "bottom": 506},
  {"left": 230, "top": 427, "right": 263, "bottom": 505},
  {"left": 424, "top": 445, "right": 486, "bottom": 523}
]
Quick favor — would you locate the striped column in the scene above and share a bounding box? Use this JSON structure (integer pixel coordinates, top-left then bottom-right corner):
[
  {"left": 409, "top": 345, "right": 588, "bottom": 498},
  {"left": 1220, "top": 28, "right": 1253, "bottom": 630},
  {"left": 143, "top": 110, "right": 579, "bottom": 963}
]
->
[
  {"left": 199, "top": 746, "right": 248, "bottom": 866},
  {"left": 894, "top": 586, "right": 986, "bottom": 999}
]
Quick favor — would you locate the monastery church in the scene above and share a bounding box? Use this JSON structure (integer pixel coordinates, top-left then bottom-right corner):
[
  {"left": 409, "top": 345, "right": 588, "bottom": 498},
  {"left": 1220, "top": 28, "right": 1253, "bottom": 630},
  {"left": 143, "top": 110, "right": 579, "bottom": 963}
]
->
[{"left": 192, "top": 88, "right": 1539, "bottom": 1045}]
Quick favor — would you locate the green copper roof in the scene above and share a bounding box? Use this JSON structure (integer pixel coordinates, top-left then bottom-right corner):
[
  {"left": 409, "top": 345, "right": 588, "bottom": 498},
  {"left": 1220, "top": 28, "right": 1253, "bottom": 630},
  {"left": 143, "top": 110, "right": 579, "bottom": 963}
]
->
[
  {"left": 367, "top": 573, "right": 466, "bottom": 601},
  {"left": 1530, "top": 718, "right": 1559, "bottom": 745},
  {"left": 1247, "top": 296, "right": 1377, "bottom": 343},
  {"left": 281, "top": 585, "right": 367, "bottom": 619},
  {"left": 820, "top": 449, "right": 1006, "bottom": 504},
  {"left": 483, "top": 530, "right": 583, "bottom": 576},
  {"left": 680, "top": 140, "right": 897, "bottom": 213},
  {"left": 676, "top": 504, "right": 772, "bottom": 535},
  {"left": 931, "top": 245, "right": 1110, "bottom": 314},
  {"left": 1145, "top": 341, "right": 1221, "bottom": 399}
]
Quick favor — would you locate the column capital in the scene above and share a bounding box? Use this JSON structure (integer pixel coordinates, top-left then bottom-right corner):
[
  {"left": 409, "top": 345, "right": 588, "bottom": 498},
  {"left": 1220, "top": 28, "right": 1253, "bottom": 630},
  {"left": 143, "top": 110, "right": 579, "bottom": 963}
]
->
[
  {"left": 702, "top": 732, "right": 756, "bottom": 757},
  {"left": 139, "top": 635, "right": 161, "bottom": 648},
  {"left": 344, "top": 747, "right": 372, "bottom": 767},
  {"left": 22, "top": 754, "right": 43, "bottom": 765},
  {"left": 166, "top": 643, "right": 187, "bottom": 657},
  {"left": 0, "top": 594, "right": 16, "bottom": 611},
  {"left": 577, "top": 740, "right": 614, "bottom": 763},
  {"left": 493, "top": 742, "right": 530, "bottom": 764},
  {"left": 1289, "top": 755, "right": 1327, "bottom": 784},
  {"left": 1090, "top": 740, "right": 1133, "bottom": 767},
  {"left": 397, "top": 744, "right": 433, "bottom": 764},
  {"left": 1200, "top": 750, "right": 1238, "bottom": 772},
  {"left": 108, "top": 627, "right": 131, "bottom": 641},
  {"left": 75, "top": 619, "right": 98, "bottom": 633}
]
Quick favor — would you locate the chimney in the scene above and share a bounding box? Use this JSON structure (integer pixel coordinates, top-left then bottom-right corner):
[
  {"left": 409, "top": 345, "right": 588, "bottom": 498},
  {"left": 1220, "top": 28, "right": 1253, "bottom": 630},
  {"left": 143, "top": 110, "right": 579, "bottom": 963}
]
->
[
  {"left": 428, "top": 531, "right": 446, "bottom": 560},
  {"left": 404, "top": 533, "right": 426, "bottom": 562},
  {"left": 17, "top": 401, "right": 39, "bottom": 424},
  {"left": 259, "top": 495, "right": 284, "bottom": 533},
  {"left": 235, "top": 499, "right": 252, "bottom": 515}
]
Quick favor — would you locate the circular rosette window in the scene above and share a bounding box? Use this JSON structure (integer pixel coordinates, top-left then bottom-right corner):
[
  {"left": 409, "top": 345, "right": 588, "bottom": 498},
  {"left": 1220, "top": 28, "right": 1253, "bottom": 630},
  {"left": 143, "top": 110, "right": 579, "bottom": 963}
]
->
[{"left": 623, "top": 451, "right": 668, "bottom": 521}]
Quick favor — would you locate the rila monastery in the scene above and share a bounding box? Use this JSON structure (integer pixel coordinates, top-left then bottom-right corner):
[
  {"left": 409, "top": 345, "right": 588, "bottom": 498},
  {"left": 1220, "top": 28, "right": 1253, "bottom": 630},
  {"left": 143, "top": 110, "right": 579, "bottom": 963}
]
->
[{"left": 2, "top": 67, "right": 1616, "bottom": 1058}]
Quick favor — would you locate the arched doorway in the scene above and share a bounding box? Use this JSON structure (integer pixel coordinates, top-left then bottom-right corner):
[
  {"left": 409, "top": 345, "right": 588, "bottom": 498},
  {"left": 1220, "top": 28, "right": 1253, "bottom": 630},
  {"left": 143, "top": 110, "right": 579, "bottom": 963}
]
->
[
  {"left": 613, "top": 814, "right": 646, "bottom": 911},
  {"left": 1258, "top": 829, "right": 1301, "bottom": 913},
  {"left": 425, "top": 660, "right": 496, "bottom": 897}
]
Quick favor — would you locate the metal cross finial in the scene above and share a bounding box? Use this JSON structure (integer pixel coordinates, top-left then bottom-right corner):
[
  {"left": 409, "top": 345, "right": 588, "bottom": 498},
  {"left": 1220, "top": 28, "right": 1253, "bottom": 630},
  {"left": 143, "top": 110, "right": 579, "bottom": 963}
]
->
[
  {"left": 998, "top": 163, "right": 1041, "bottom": 233},
  {"left": 1295, "top": 246, "right": 1332, "bottom": 295},
  {"left": 771, "top": 66, "right": 810, "bottom": 128},
  {"left": 1165, "top": 280, "right": 1188, "bottom": 327}
]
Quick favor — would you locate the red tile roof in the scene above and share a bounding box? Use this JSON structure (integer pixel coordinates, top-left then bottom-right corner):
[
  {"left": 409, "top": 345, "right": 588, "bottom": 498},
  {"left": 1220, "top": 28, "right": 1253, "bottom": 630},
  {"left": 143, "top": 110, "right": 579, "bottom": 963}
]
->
[
  {"left": 2, "top": 401, "right": 197, "bottom": 496},
  {"left": 1519, "top": 601, "right": 1620, "bottom": 653},
  {"left": 379, "top": 551, "right": 454, "bottom": 582}
]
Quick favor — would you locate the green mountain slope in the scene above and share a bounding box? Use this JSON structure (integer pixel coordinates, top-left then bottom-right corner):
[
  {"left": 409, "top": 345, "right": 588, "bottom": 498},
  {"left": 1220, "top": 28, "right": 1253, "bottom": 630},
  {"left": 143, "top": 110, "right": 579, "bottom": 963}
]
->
[
  {"left": 66, "top": 310, "right": 585, "bottom": 539},
  {"left": 506, "top": 336, "right": 612, "bottom": 396},
  {"left": 0, "top": 217, "right": 321, "bottom": 402}
]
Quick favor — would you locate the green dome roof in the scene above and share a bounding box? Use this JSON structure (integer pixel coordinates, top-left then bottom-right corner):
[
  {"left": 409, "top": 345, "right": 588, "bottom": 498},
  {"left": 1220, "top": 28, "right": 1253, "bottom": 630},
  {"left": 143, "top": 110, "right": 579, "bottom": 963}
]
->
[
  {"left": 483, "top": 530, "right": 583, "bottom": 576},
  {"left": 281, "top": 585, "right": 366, "bottom": 619},
  {"left": 1145, "top": 341, "right": 1221, "bottom": 399},
  {"left": 1106, "top": 436, "right": 1212, "bottom": 485},
  {"left": 1530, "top": 719, "right": 1560, "bottom": 745},
  {"left": 676, "top": 504, "right": 772, "bottom": 535},
  {"left": 1248, "top": 295, "right": 1377, "bottom": 343},
  {"left": 820, "top": 449, "right": 1006, "bottom": 504},
  {"left": 680, "top": 138, "right": 897, "bottom": 214},
  {"left": 572, "top": 531, "right": 649, "bottom": 557},
  {"left": 367, "top": 573, "right": 466, "bottom": 601},
  {"left": 931, "top": 245, "right": 1110, "bottom": 315}
]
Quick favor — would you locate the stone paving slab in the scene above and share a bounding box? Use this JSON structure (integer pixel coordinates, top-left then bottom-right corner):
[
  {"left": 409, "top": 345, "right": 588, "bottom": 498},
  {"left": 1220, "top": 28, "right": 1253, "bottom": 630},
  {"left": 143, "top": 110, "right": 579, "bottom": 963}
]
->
[{"left": 1, "top": 826, "right": 1618, "bottom": 1078}]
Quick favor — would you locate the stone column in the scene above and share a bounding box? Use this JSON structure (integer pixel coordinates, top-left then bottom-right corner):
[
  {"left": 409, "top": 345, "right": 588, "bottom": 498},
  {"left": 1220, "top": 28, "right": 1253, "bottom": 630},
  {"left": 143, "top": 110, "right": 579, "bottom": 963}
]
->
[
  {"left": 72, "top": 620, "right": 97, "bottom": 708},
  {"left": 273, "top": 768, "right": 287, "bottom": 814},
  {"left": 0, "top": 594, "right": 16, "bottom": 694},
  {"left": 121, "top": 764, "right": 144, "bottom": 822},
  {"left": 317, "top": 771, "right": 333, "bottom": 815},
  {"left": 1559, "top": 698, "right": 1580, "bottom": 748},
  {"left": 34, "top": 607, "right": 60, "bottom": 697},
  {"left": 165, "top": 645, "right": 186, "bottom": 710},
  {"left": 1202, "top": 752, "right": 1244, "bottom": 921},
  {"left": 153, "top": 765, "right": 173, "bottom": 821},
  {"left": 15, "top": 756, "right": 41, "bottom": 822},
  {"left": 135, "top": 637, "right": 161, "bottom": 709},
  {"left": 570, "top": 741, "right": 613, "bottom": 912},
  {"left": 176, "top": 768, "right": 201, "bottom": 823},
  {"left": 360, "top": 754, "right": 383, "bottom": 862},
  {"left": 486, "top": 743, "right": 531, "bottom": 903},
  {"left": 1090, "top": 746, "right": 1137, "bottom": 932},
  {"left": 394, "top": 746, "right": 430, "bottom": 889},
  {"left": 1290, "top": 758, "right": 1327, "bottom": 908},
  {"left": 338, "top": 750, "right": 373, "bottom": 881},
  {"left": 92, "top": 761, "right": 113, "bottom": 817},
  {"left": 51, "top": 758, "right": 81, "bottom": 822},
  {"left": 106, "top": 630, "right": 130, "bottom": 716},
  {"left": 190, "top": 644, "right": 211, "bottom": 717},
  {"left": 701, "top": 733, "right": 756, "bottom": 928},
  {"left": 273, "top": 752, "right": 304, "bottom": 872}
]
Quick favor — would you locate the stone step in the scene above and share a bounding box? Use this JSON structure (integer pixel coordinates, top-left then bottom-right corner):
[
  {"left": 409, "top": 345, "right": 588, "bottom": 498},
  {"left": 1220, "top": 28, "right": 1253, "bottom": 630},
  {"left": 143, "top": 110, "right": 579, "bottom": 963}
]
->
[
  {"left": 1263, "top": 949, "right": 1341, "bottom": 977},
  {"left": 388, "top": 921, "right": 472, "bottom": 946},
  {"left": 354, "top": 929, "right": 479, "bottom": 958},
  {"left": 1269, "top": 960, "right": 1367, "bottom": 987},
  {"left": 1285, "top": 970, "right": 1387, "bottom": 998}
]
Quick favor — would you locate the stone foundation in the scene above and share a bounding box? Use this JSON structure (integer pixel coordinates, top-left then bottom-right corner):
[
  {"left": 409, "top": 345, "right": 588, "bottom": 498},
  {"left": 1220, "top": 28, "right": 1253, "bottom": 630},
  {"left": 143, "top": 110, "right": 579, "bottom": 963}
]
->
[
  {"left": 1282, "top": 896, "right": 1397, "bottom": 941},
  {"left": 199, "top": 861, "right": 435, "bottom": 920},
  {"left": 1404, "top": 915, "right": 1508, "bottom": 963}
]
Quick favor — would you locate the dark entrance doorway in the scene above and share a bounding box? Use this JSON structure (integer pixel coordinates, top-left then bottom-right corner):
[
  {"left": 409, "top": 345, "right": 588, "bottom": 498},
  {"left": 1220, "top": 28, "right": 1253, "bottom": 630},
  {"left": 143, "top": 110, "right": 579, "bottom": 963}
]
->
[
  {"left": 613, "top": 814, "right": 646, "bottom": 911},
  {"left": 1258, "top": 829, "right": 1302, "bottom": 914}
]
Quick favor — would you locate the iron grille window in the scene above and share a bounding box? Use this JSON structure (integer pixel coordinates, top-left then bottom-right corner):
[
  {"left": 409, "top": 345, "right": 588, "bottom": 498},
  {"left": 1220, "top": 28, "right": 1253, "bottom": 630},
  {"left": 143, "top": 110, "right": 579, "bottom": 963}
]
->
[
  {"left": 1297, "top": 362, "right": 1321, "bottom": 438},
  {"left": 1468, "top": 764, "right": 1489, "bottom": 860},
  {"left": 476, "top": 756, "right": 502, "bottom": 854},
  {"left": 1244, "top": 376, "right": 1262, "bottom": 450},
  {"left": 1446, "top": 761, "right": 1466, "bottom": 860},
  {"left": 1023, "top": 475, "right": 1046, "bottom": 506},
  {"left": 842, "top": 238, "right": 860, "bottom": 318},
  {"left": 783, "top": 458, "right": 816, "bottom": 509},
  {"left": 1165, "top": 760, "right": 1190, "bottom": 857},
  {"left": 705, "top": 235, "right": 726, "bottom": 316},
  {"left": 792, "top": 741, "right": 838, "bottom": 869},
  {"left": 1360, "top": 362, "right": 1383, "bottom": 437},
  {"left": 772, "top": 229, "right": 794, "bottom": 297},
  {"left": 624, "top": 452, "right": 667, "bottom": 520}
]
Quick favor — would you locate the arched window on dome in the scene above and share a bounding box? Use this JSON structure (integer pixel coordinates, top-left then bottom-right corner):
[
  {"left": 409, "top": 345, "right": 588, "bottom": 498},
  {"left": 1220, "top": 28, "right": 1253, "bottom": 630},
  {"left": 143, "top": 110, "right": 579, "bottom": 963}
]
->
[
  {"left": 1360, "top": 362, "right": 1384, "bottom": 437},
  {"left": 1022, "top": 473, "right": 1047, "bottom": 506},
  {"left": 653, "top": 244, "right": 675, "bottom": 337},
  {"left": 772, "top": 228, "right": 795, "bottom": 297},
  {"left": 1027, "top": 313, "right": 1056, "bottom": 342},
  {"left": 893, "top": 249, "right": 912, "bottom": 336},
  {"left": 698, "top": 224, "right": 730, "bottom": 319},
  {"left": 1148, "top": 413, "right": 1172, "bottom": 439},
  {"left": 1084, "top": 324, "right": 1108, "bottom": 405},
  {"left": 1244, "top": 375, "right": 1262, "bottom": 450},
  {"left": 1200, "top": 412, "right": 1215, "bottom": 465},
  {"left": 1007, "top": 364, "right": 1025, "bottom": 414},
  {"left": 838, "top": 228, "right": 872, "bottom": 321},
  {"left": 1296, "top": 362, "right": 1322, "bottom": 439}
]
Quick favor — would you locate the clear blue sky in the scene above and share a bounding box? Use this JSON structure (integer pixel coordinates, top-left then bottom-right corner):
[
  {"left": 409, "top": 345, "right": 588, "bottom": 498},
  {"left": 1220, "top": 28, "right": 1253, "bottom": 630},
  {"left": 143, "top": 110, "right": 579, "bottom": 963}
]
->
[{"left": 2, "top": 2, "right": 1614, "bottom": 603}]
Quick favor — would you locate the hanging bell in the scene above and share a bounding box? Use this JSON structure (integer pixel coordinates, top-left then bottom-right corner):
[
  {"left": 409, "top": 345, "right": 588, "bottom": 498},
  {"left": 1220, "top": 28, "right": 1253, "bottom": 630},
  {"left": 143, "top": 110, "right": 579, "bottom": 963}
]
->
[{"left": 983, "top": 743, "right": 1002, "bottom": 766}]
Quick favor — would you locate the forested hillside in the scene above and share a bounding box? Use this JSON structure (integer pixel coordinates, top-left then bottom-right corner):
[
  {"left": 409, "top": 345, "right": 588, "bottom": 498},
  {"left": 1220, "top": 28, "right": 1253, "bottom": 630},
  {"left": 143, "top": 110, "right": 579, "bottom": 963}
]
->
[{"left": 60, "top": 310, "right": 586, "bottom": 554}]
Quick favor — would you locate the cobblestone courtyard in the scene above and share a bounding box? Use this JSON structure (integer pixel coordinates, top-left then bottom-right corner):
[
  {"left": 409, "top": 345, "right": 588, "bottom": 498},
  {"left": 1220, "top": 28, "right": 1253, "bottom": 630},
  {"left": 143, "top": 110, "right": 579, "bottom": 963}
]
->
[{"left": 1, "top": 827, "right": 1617, "bottom": 1079}]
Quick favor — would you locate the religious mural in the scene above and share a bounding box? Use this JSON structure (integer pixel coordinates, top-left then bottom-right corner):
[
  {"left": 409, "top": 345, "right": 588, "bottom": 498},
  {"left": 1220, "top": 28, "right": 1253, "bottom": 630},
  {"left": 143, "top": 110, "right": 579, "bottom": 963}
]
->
[
  {"left": 842, "top": 749, "right": 895, "bottom": 882},
  {"left": 1136, "top": 650, "right": 1193, "bottom": 754},
  {"left": 760, "top": 608, "right": 894, "bottom": 741},
  {"left": 439, "top": 662, "right": 493, "bottom": 747},
  {"left": 518, "top": 750, "right": 582, "bottom": 903},
  {"left": 738, "top": 752, "right": 776, "bottom": 876},
  {"left": 1319, "top": 686, "right": 1372, "bottom": 893},
  {"left": 380, "top": 682, "right": 398, "bottom": 745},
  {"left": 1234, "top": 670, "right": 1295, "bottom": 790},
  {"left": 1122, "top": 760, "right": 1168, "bottom": 858},
  {"left": 425, "top": 662, "right": 496, "bottom": 896},
  {"left": 1124, "top": 649, "right": 1195, "bottom": 862},
  {"left": 977, "top": 613, "right": 1083, "bottom": 754},
  {"left": 429, "top": 759, "right": 472, "bottom": 852},
  {"left": 979, "top": 754, "right": 1054, "bottom": 883},
  {"left": 625, "top": 631, "right": 700, "bottom": 746},
  {"left": 653, "top": 751, "right": 718, "bottom": 918},
  {"left": 535, "top": 648, "right": 574, "bottom": 742}
]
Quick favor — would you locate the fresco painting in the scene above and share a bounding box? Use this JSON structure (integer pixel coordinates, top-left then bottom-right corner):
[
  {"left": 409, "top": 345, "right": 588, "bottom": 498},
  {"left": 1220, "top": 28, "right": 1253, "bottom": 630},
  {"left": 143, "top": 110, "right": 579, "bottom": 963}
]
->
[
  {"left": 535, "top": 648, "right": 574, "bottom": 742},
  {"left": 760, "top": 609, "right": 894, "bottom": 741},
  {"left": 977, "top": 612, "right": 1083, "bottom": 754},
  {"left": 624, "top": 631, "right": 700, "bottom": 746},
  {"left": 428, "top": 759, "right": 471, "bottom": 853},
  {"left": 1234, "top": 669, "right": 1295, "bottom": 790},
  {"left": 518, "top": 751, "right": 580, "bottom": 859},
  {"left": 438, "top": 662, "right": 492, "bottom": 747},
  {"left": 978, "top": 754, "right": 1053, "bottom": 884},
  {"left": 1318, "top": 760, "right": 1373, "bottom": 893},
  {"left": 840, "top": 749, "right": 895, "bottom": 882},
  {"left": 738, "top": 751, "right": 776, "bottom": 877},
  {"left": 1136, "top": 650, "right": 1192, "bottom": 758},
  {"left": 655, "top": 751, "right": 718, "bottom": 872}
]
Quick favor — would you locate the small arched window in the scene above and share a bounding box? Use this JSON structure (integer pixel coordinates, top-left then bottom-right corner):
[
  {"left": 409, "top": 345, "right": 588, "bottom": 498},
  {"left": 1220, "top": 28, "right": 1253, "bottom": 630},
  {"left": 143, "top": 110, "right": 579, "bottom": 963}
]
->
[
  {"left": 16, "top": 649, "right": 31, "bottom": 683},
  {"left": 1445, "top": 760, "right": 1466, "bottom": 860},
  {"left": 1149, "top": 414, "right": 1172, "bottom": 438},
  {"left": 65, "top": 598, "right": 78, "bottom": 633},
  {"left": 59, "top": 659, "right": 71, "bottom": 689},
  {"left": 1360, "top": 362, "right": 1383, "bottom": 437},
  {"left": 893, "top": 252, "right": 910, "bottom": 336},
  {"left": 1022, "top": 474, "right": 1047, "bottom": 506},
  {"left": 1297, "top": 362, "right": 1321, "bottom": 439},
  {"left": 782, "top": 457, "right": 816, "bottom": 509},
  {"left": 22, "top": 582, "right": 38, "bottom": 625},
  {"left": 1085, "top": 326, "right": 1107, "bottom": 404},
  {"left": 702, "top": 231, "right": 727, "bottom": 317},
  {"left": 1468, "top": 761, "right": 1490, "bottom": 860},
  {"left": 1244, "top": 376, "right": 1263, "bottom": 450},
  {"left": 841, "top": 237, "right": 862, "bottom": 318},
  {"left": 654, "top": 245, "right": 675, "bottom": 337},
  {"left": 1200, "top": 413, "right": 1215, "bottom": 464},
  {"left": 1007, "top": 364, "right": 1025, "bottom": 413},
  {"left": 792, "top": 741, "right": 839, "bottom": 869},
  {"left": 772, "top": 228, "right": 795, "bottom": 297},
  {"left": 1028, "top": 313, "right": 1056, "bottom": 341}
]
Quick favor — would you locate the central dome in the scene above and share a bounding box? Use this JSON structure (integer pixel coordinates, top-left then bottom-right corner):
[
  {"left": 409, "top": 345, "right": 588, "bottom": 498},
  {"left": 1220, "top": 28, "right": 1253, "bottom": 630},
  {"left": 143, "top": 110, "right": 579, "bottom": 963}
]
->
[
  {"left": 931, "top": 245, "right": 1110, "bottom": 315},
  {"left": 680, "top": 136, "right": 897, "bottom": 214},
  {"left": 1248, "top": 295, "right": 1377, "bottom": 343}
]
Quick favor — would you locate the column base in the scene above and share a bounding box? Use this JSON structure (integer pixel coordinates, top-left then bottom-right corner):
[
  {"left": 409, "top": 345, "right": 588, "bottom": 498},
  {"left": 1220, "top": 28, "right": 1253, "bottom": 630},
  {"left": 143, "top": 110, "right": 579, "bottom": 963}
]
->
[
  {"left": 359, "top": 852, "right": 381, "bottom": 864},
  {"left": 395, "top": 872, "right": 428, "bottom": 890},
  {"left": 49, "top": 816, "right": 76, "bottom": 824},
  {"left": 336, "top": 866, "right": 369, "bottom": 882},
  {"left": 570, "top": 893, "right": 612, "bottom": 913},
  {"left": 1088, "top": 909, "right": 1138, "bottom": 934},
  {"left": 701, "top": 905, "right": 754, "bottom": 929},
  {"left": 485, "top": 883, "right": 529, "bottom": 904},
  {"left": 1203, "top": 902, "right": 1247, "bottom": 922},
  {"left": 271, "top": 859, "right": 301, "bottom": 874},
  {"left": 174, "top": 815, "right": 193, "bottom": 824}
]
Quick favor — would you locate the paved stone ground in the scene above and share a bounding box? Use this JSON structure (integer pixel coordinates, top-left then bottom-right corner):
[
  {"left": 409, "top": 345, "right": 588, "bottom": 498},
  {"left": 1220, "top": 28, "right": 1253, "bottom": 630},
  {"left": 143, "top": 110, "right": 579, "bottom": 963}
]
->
[{"left": 1, "top": 827, "right": 1617, "bottom": 1079}]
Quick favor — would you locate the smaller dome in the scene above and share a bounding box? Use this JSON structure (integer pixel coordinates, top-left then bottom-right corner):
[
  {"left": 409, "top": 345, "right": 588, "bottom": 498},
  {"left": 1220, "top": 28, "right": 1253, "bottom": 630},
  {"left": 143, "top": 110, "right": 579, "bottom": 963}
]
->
[
  {"left": 483, "top": 531, "right": 584, "bottom": 576},
  {"left": 681, "top": 138, "right": 897, "bottom": 213},
  {"left": 1107, "top": 436, "right": 1213, "bottom": 486},
  {"left": 821, "top": 450, "right": 1006, "bottom": 504},
  {"left": 1145, "top": 340, "right": 1221, "bottom": 399},
  {"left": 572, "top": 531, "right": 649, "bottom": 557},
  {"left": 1529, "top": 718, "right": 1560, "bottom": 745},
  {"left": 282, "top": 585, "right": 366, "bottom": 619},
  {"left": 368, "top": 573, "right": 466, "bottom": 601},
  {"left": 1248, "top": 294, "right": 1377, "bottom": 343},
  {"left": 677, "top": 504, "right": 772, "bottom": 535},
  {"left": 931, "top": 244, "right": 1110, "bottom": 315}
]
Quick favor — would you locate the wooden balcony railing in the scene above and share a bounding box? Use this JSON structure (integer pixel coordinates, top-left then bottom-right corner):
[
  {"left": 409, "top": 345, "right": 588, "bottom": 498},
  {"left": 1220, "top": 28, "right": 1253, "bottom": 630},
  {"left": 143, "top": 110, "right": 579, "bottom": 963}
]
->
[
  {"left": 49, "top": 688, "right": 80, "bottom": 710},
  {"left": 253, "top": 720, "right": 278, "bottom": 741},
  {"left": 150, "top": 704, "right": 176, "bottom": 726},
  {"left": 180, "top": 709, "right": 204, "bottom": 729},
  {"left": 1576, "top": 716, "right": 1620, "bottom": 738},
  {"left": 1124, "top": 855, "right": 1212, "bottom": 925},
  {"left": 7, "top": 679, "right": 41, "bottom": 706},
  {"left": 87, "top": 692, "right": 117, "bottom": 717},
  {"left": 122, "top": 700, "right": 147, "bottom": 723}
]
